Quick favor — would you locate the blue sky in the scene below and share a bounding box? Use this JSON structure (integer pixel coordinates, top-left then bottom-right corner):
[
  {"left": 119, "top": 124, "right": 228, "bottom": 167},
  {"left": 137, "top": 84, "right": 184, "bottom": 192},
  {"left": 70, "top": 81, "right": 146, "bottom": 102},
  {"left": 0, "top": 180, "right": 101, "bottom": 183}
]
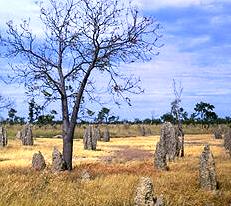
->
[{"left": 0, "top": 0, "right": 231, "bottom": 120}]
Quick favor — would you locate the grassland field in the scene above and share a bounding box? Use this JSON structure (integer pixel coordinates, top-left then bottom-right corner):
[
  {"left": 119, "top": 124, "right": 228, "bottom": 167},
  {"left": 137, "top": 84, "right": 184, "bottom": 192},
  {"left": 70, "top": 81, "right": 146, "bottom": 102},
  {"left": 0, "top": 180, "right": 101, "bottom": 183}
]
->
[
  {"left": 0, "top": 124, "right": 230, "bottom": 206},
  {"left": 4, "top": 123, "right": 229, "bottom": 139}
]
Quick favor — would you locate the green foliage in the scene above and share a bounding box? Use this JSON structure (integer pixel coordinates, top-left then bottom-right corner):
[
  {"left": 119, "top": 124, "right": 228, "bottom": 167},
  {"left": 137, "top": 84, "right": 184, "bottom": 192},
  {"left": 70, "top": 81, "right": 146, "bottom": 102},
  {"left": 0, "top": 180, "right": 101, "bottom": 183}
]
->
[
  {"left": 86, "top": 109, "right": 95, "bottom": 117},
  {"left": 6, "top": 108, "right": 25, "bottom": 124},
  {"left": 36, "top": 114, "right": 55, "bottom": 125},
  {"left": 28, "top": 99, "right": 58, "bottom": 125},
  {"left": 160, "top": 113, "right": 175, "bottom": 123},
  {"left": 108, "top": 115, "right": 119, "bottom": 123},
  {"left": 8, "top": 108, "right": 17, "bottom": 120},
  {"left": 96, "top": 107, "right": 119, "bottom": 123},
  {"left": 28, "top": 98, "right": 43, "bottom": 123},
  {"left": 134, "top": 118, "right": 142, "bottom": 124},
  {"left": 97, "top": 107, "right": 110, "bottom": 123},
  {"left": 192, "top": 101, "right": 218, "bottom": 127},
  {"left": 171, "top": 103, "right": 188, "bottom": 123}
]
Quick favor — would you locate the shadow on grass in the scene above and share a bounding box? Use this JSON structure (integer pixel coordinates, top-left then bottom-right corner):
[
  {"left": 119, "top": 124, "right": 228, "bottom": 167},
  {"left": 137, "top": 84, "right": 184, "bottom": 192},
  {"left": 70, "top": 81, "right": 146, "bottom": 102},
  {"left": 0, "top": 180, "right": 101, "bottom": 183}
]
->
[{"left": 0, "top": 158, "right": 11, "bottom": 162}]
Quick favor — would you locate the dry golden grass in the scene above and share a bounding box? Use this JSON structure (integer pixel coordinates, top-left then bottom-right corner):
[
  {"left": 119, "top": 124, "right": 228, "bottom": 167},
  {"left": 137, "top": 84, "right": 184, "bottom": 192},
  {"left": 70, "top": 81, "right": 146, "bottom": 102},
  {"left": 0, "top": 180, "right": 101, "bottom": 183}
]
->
[{"left": 0, "top": 134, "right": 230, "bottom": 205}]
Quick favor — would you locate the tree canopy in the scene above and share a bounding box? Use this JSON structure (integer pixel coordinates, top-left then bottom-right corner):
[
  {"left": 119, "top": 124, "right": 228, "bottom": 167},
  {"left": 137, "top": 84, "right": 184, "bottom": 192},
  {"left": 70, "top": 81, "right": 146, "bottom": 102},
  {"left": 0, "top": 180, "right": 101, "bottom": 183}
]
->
[
  {"left": 0, "top": 0, "right": 161, "bottom": 170},
  {"left": 191, "top": 101, "right": 218, "bottom": 127}
]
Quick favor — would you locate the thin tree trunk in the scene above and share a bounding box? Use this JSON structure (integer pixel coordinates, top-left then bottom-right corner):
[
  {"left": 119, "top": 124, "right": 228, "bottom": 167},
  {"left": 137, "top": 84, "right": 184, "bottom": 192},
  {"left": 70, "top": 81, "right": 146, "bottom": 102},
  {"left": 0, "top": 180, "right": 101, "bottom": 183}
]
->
[
  {"left": 61, "top": 53, "right": 98, "bottom": 171},
  {"left": 63, "top": 131, "right": 73, "bottom": 170},
  {"left": 61, "top": 95, "right": 72, "bottom": 170},
  {"left": 64, "top": 122, "right": 76, "bottom": 170},
  {"left": 178, "top": 121, "right": 184, "bottom": 157},
  {"left": 180, "top": 133, "right": 184, "bottom": 157},
  {"left": 62, "top": 117, "right": 73, "bottom": 170}
]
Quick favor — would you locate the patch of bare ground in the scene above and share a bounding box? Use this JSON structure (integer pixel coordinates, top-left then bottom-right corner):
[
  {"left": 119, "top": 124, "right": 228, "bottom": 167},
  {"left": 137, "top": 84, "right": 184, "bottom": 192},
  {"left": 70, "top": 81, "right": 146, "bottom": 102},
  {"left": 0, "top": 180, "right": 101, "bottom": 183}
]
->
[
  {"left": 74, "top": 161, "right": 155, "bottom": 177},
  {"left": 101, "top": 145, "right": 153, "bottom": 163}
]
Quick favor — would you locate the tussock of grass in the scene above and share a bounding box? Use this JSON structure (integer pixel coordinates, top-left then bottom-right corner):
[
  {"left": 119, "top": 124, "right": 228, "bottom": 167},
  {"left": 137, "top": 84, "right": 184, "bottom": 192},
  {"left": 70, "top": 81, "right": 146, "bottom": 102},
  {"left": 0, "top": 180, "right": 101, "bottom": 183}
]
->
[{"left": 0, "top": 134, "right": 230, "bottom": 205}]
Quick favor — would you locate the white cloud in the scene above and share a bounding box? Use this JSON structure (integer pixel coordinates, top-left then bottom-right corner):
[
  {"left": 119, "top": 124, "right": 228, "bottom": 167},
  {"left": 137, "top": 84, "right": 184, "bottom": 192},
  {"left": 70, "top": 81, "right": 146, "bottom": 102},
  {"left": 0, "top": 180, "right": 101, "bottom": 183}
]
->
[
  {"left": 177, "top": 35, "right": 211, "bottom": 50},
  {"left": 0, "top": 0, "right": 41, "bottom": 34},
  {"left": 211, "top": 15, "right": 231, "bottom": 25},
  {"left": 133, "top": 0, "right": 196, "bottom": 10},
  {"left": 0, "top": 0, "right": 231, "bottom": 120},
  {"left": 117, "top": 33, "right": 231, "bottom": 118},
  {"left": 133, "top": 0, "right": 229, "bottom": 10},
  {"left": 0, "top": 0, "right": 39, "bottom": 21}
]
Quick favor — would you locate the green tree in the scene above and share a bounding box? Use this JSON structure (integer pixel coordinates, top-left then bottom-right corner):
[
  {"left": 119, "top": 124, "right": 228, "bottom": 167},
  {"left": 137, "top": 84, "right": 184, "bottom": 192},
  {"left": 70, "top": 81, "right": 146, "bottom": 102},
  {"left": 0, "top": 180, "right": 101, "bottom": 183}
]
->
[
  {"left": 28, "top": 98, "right": 43, "bottom": 123},
  {"left": 134, "top": 118, "right": 142, "bottom": 124},
  {"left": 192, "top": 101, "right": 218, "bottom": 127},
  {"left": 7, "top": 108, "right": 25, "bottom": 124},
  {"left": 84, "top": 109, "right": 95, "bottom": 122},
  {"left": 160, "top": 113, "right": 175, "bottom": 123},
  {"left": 36, "top": 110, "right": 57, "bottom": 125},
  {"left": 8, "top": 108, "right": 17, "bottom": 124},
  {"left": 108, "top": 115, "right": 119, "bottom": 123},
  {"left": 97, "top": 107, "right": 110, "bottom": 123},
  {"left": 86, "top": 109, "right": 95, "bottom": 118}
]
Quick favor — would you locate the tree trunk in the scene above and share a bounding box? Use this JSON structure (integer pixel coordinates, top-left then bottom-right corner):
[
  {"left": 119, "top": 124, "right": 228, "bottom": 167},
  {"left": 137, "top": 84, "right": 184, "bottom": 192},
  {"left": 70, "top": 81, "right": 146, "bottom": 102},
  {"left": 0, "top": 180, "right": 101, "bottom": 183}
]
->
[
  {"left": 63, "top": 119, "right": 76, "bottom": 170},
  {"left": 180, "top": 134, "right": 184, "bottom": 157},
  {"left": 63, "top": 132, "right": 73, "bottom": 170},
  {"left": 61, "top": 95, "right": 73, "bottom": 170},
  {"left": 61, "top": 59, "right": 97, "bottom": 171},
  {"left": 178, "top": 121, "right": 184, "bottom": 157}
]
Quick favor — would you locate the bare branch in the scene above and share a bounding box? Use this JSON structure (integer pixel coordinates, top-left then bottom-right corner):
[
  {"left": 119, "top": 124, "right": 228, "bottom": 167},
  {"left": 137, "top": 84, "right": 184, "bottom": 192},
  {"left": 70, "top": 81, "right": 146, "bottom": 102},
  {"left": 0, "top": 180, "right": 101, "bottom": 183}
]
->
[{"left": 0, "top": 0, "right": 162, "bottom": 170}]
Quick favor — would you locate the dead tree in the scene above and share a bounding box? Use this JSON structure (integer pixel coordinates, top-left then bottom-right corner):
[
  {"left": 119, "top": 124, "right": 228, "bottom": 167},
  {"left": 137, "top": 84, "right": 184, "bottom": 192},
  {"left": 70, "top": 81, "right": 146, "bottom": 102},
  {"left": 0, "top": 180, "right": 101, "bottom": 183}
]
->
[
  {"left": 171, "top": 79, "right": 185, "bottom": 157},
  {"left": 0, "top": 94, "right": 12, "bottom": 111},
  {"left": 0, "top": 0, "right": 161, "bottom": 170}
]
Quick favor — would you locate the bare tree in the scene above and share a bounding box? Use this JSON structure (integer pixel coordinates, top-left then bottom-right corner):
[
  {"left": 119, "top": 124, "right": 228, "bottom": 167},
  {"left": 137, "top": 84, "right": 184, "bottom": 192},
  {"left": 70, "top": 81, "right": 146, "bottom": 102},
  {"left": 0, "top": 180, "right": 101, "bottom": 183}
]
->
[
  {"left": 0, "top": 75, "right": 13, "bottom": 111},
  {"left": 0, "top": 76, "right": 14, "bottom": 115},
  {"left": 171, "top": 79, "right": 185, "bottom": 157},
  {"left": 0, "top": 95, "right": 12, "bottom": 110},
  {"left": 0, "top": 0, "right": 161, "bottom": 170}
]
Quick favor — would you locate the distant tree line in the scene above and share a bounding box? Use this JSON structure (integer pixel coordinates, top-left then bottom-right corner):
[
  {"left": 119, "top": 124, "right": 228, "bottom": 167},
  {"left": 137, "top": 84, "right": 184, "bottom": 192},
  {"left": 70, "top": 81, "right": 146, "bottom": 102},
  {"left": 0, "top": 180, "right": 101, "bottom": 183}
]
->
[
  {"left": 0, "top": 100, "right": 230, "bottom": 127},
  {"left": 159, "top": 101, "right": 222, "bottom": 128}
]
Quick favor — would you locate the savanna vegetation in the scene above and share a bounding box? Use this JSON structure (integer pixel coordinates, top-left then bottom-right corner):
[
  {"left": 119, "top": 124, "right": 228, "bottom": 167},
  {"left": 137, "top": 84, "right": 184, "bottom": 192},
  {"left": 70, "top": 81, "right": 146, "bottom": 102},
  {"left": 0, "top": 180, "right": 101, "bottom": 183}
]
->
[
  {"left": 0, "top": 0, "right": 230, "bottom": 205},
  {"left": 3, "top": 123, "right": 230, "bottom": 139},
  {"left": 0, "top": 131, "right": 230, "bottom": 206}
]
